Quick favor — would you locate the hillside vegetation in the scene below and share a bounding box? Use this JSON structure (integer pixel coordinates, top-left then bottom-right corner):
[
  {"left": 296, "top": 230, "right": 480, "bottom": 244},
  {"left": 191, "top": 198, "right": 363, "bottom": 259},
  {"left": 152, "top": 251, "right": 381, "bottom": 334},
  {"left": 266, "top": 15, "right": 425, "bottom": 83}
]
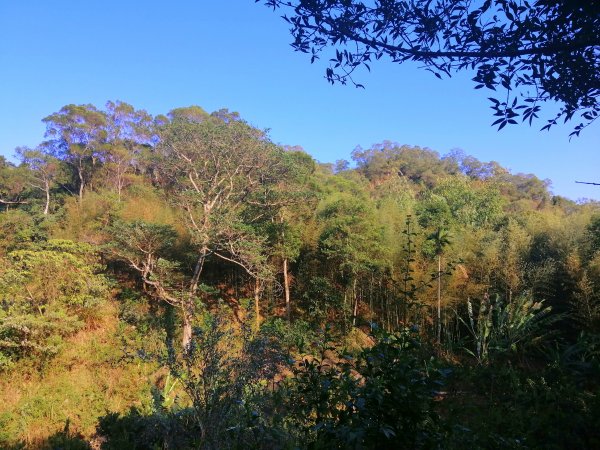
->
[{"left": 1, "top": 102, "right": 599, "bottom": 449}]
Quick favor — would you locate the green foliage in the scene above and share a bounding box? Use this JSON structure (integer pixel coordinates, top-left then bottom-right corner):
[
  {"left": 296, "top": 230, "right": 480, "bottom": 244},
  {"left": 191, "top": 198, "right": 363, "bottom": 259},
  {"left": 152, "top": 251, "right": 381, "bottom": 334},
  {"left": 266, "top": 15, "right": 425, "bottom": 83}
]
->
[
  {"left": 115, "top": 288, "right": 175, "bottom": 341},
  {"left": 98, "top": 408, "right": 202, "bottom": 450},
  {"left": 0, "top": 296, "right": 161, "bottom": 447},
  {"left": 0, "top": 210, "right": 49, "bottom": 255},
  {"left": 100, "top": 314, "right": 288, "bottom": 450},
  {"left": 585, "top": 213, "right": 600, "bottom": 259},
  {"left": 418, "top": 177, "right": 504, "bottom": 229},
  {"left": 318, "top": 194, "right": 385, "bottom": 281},
  {"left": 278, "top": 327, "right": 445, "bottom": 448},
  {"left": 44, "top": 420, "right": 91, "bottom": 450},
  {"left": 461, "top": 294, "right": 558, "bottom": 364},
  {"left": 352, "top": 143, "right": 455, "bottom": 187},
  {"left": 0, "top": 311, "right": 82, "bottom": 370},
  {"left": 417, "top": 193, "right": 452, "bottom": 229},
  {"left": 435, "top": 177, "right": 504, "bottom": 228},
  {"left": 16, "top": 146, "right": 66, "bottom": 215},
  {"left": 0, "top": 239, "right": 109, "bottom": 367},
  {"left": 56, "top": 190, "right": 121, "bottom": 241},
  {"left": 43, "top": 104, "right": 109, "bottom": 200},
  {"left": 301, "top": 276, "right": 344, "bottom": 326},
  {"left": 572, "top": 271, "right": 600, "bottom": 332},
  {"left": 2, "top": 240, "right": 108, "bottom": 311},
  {"left": 0, "top": 157, "right": 32, "bottom": 207},
  {"left": 447, "top": 350, "right": 600, "bottom": 449},
  {"left": 262, "top": 317, "right": 316, "bottom": 354},
  {"left": 425, "top": 227, "right": 452, "bottom": 258},
  {"left": 109, "top": 220, "right": 177, "bottom": 263}
]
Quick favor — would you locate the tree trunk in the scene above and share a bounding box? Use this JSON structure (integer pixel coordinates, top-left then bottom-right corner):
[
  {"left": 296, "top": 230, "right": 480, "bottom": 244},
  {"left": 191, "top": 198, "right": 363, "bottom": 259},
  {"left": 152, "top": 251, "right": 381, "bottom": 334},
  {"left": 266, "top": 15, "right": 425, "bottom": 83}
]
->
[
  {"left": 182, "top": 306, "right": 193, "bottom": 352},
  {"left": 254, "top": 278, "right": 261, "bottom": 331},
  {"left": 117, "top": 176, "right": 122, "bottom": 202},
  {"left": 43, "top": 180, "right": 50, "bottom": 215},
  {"left": 283, "top": 258, "right": 291, "bottom": 320},
  {"left": 189, "top": 248, "right": 208, "bottom": 297},
  {"left": 343, "top": 290, "right": 348, "bottom": 333},
  {"left": 78, "top": 166, "right": 85, "bottom": 202},
  {"left": 352, "top": 278, "right": 359, "bottom": 327},
  {"left": 182, "top": 248, "right": 208, "bottom": 353},
  {"left": 437, "top": 255, "right": 442, "bottom": 345}
]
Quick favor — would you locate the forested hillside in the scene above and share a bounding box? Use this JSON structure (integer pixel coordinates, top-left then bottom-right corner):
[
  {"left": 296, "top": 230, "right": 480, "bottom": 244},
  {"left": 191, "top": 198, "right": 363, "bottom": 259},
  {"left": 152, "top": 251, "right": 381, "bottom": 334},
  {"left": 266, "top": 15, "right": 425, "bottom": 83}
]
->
[{"left": 1, "top": 102, "right": 599, "bottom": 449}]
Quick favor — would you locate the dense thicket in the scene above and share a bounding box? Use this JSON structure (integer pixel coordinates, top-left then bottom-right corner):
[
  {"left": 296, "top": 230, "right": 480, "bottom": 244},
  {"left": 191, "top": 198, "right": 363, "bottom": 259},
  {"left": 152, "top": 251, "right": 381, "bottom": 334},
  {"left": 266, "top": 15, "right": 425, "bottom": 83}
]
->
[{"left": 1, "top": 101, "right": 599, "bottom": 448}]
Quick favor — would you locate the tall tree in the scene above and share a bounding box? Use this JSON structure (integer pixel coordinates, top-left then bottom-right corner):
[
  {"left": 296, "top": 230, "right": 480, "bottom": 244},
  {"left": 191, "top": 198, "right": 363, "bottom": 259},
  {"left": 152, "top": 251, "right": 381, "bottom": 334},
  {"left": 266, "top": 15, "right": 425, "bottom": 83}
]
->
[
  {"left": 43, "top": 104, "right": 108, "bottom": 201},
  {"left": 16, "top": 147, "right": 63, "bottom": 215},
  {"left": 426, "top": 227, "right": 452, "bottom": 344},
  {"left": 124, "top": 109, "right": 293, "bottom": 349},
  {"left": 103, "top": 101, "right": 155, "bottom": 200},
  {"left": 498, "top": 218, "right": 531, "bottom": 302},
  {"left": 269, "top": 149, "right": 316, "bottom": 320},
  {"left": 318, "top": 194, "right": 384, "bottom": 327}
]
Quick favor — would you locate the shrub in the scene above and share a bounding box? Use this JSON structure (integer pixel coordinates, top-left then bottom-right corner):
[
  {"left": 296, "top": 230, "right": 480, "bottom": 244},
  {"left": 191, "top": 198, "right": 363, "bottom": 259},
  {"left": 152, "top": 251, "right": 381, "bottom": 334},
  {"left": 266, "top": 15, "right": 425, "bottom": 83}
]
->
[
  {"left": 278, "top": 326, "right": 446, "bottom": 448},
  {"left": 0, "top": 239, "right": 110, "bottom": 368}
]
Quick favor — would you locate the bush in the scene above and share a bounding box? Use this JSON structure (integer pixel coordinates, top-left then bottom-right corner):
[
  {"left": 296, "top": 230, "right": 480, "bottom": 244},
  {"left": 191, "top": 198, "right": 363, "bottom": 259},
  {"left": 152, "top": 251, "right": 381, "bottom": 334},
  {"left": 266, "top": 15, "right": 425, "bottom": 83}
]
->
[
  {"left": 101, "top": 313, "right": 288, "bottom": 449},
  {"left": 278, "top": 326, "right": 446, "bottom": 448},
  {"left": 0, "top": 239, "right": 110, "bottom": 368},
  {"left": 98, "top": 408, "right": 201, "bottom": 450},
  {"left": 261, "top": 317, "right": 316, "bottom": 354}
]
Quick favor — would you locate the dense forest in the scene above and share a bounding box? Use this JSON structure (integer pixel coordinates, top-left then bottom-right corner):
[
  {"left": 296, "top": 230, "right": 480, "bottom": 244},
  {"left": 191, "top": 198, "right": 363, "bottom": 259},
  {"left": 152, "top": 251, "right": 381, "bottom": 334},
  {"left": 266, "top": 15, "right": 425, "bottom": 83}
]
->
[{"left": 0, "top": 101, "right": 599, "bottom": 449}]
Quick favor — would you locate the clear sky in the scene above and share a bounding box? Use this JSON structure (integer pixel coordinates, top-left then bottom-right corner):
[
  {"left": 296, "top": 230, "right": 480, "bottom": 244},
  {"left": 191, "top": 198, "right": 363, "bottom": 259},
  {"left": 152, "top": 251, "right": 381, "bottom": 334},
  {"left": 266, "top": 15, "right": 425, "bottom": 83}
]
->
[{"left": 0, "top": 1, "right": 598, "bottom": 200}]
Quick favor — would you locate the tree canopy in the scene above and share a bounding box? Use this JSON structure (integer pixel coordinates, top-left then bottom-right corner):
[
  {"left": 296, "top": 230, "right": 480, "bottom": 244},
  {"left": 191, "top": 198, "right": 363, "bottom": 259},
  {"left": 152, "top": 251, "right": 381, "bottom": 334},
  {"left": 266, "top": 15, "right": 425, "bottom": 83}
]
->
[{"left": 258, "top": 0, "right": 600, "bottom": 135}]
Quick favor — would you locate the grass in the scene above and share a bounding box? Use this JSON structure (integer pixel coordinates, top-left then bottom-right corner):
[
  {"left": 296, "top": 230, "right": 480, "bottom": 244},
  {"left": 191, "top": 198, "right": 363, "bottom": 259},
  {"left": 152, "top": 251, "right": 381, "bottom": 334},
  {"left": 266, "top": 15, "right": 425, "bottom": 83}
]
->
[{"left": 0, "top": 299, "right": 161, "bottom": 448}]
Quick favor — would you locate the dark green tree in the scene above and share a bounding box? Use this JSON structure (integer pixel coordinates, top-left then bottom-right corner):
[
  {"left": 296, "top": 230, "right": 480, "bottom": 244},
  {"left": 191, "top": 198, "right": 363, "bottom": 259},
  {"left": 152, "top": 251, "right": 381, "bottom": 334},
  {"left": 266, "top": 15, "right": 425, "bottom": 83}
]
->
[
  {"left": 0, "top": 157, "right": 30, "bottom": 209},
  {"left": 318, "top": 194, "right": 384, "bottom": 326},
  {"left": 269, "top": 149, "right": 316, "bottom": 320}
]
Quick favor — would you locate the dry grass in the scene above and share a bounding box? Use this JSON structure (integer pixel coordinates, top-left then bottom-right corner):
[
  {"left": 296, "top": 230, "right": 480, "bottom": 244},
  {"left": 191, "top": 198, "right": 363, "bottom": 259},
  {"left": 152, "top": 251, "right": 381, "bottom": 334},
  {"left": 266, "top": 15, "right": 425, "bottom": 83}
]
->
[{"left": 0, "top": 300, "right": 159, "bottom": 447}]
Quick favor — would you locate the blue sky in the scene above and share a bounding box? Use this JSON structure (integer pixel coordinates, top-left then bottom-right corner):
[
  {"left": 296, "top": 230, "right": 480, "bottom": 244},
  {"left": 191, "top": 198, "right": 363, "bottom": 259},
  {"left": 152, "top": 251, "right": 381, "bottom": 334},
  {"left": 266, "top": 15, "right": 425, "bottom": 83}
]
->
[{"left": 1, "top": 1, "right": 598, "bottom": 200}]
